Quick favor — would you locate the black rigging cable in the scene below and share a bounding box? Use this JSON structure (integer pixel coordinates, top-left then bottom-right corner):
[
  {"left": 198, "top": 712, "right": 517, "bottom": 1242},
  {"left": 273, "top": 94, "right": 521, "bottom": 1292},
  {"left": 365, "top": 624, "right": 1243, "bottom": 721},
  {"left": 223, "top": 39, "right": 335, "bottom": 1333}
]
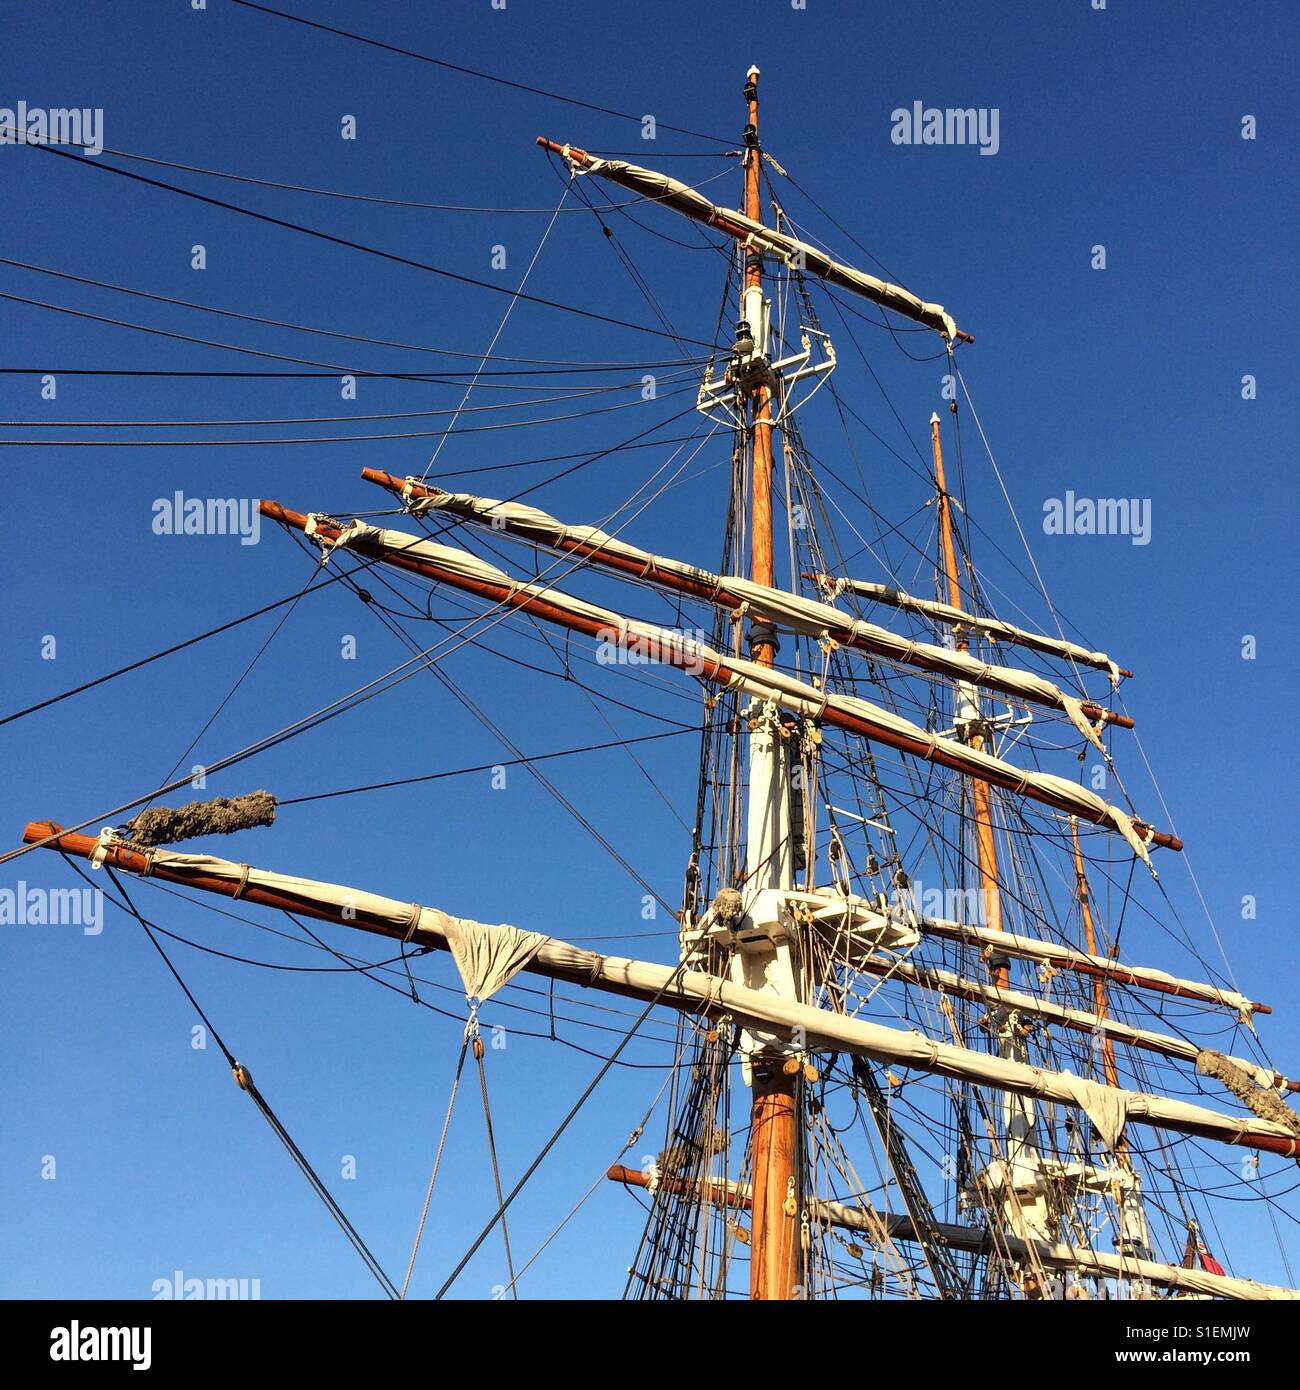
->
[
  {"left": 16, "top": 138, "right": 717, "bottom": 347},
  {"left": 280, "top": 728, "right": 695, "bottom": 804},
  {"left": 228, "top": 0, "right": 733, "bottom": 146},
  {"left": 89, "top": 861, "right": 401, "bottom": 1299},
  {"left": 0, "top": 576, "right": 343, "bottom": 728}
]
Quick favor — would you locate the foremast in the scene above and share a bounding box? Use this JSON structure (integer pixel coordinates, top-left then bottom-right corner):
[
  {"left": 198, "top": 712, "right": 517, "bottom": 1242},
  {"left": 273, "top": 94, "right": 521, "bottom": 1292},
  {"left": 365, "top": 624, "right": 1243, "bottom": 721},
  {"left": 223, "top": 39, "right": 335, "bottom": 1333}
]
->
[{"left": 734, "top": 64, "right": 800, "bottom": 1303}]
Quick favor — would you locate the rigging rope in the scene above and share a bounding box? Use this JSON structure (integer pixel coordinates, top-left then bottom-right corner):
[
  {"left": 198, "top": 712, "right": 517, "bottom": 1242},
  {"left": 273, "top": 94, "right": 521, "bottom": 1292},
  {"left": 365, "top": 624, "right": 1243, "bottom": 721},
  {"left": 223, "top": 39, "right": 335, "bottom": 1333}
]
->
[
  {"left": 401, "top": 1034, "right": 470, "bottom": 1299},
  {"left": 417, "top": 177, "right": 572, "bottom": 482},
  {"left": 96, "top": 864, "right": 401, "bottom": 1299},
  {"left": 473, "top": 1028, "right": 519, "bottom": 1298},
  {"left": 17, "top": 138, "right": 717, "bottom": 346},
  {"left": 432, "top": 959, "right": 694, "bottom": 1300},
  {"left": 228, "top": 1, "right": 734, "bottom": 145}
]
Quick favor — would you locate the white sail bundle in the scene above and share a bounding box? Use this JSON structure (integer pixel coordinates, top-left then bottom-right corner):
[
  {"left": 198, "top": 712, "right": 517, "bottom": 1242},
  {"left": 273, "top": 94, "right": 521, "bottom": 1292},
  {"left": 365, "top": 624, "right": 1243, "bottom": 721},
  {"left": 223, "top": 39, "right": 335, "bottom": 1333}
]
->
[
  {"left": 821, "top": 575, "right": 1125, "bottom": 685},
  {"left": 542, "top": 144, "right": 967, "bottom": 342},
  {"left": 864, "top": 955, "right": 1290, "bottom": 1090},
  {"left": 381, "top": 480, "right": 1115, "bottom": 747},
  {"left": 296, "top": 512, "right": 1170, "bottom": 860},
  {"left": 914, "top": 917, "right": 1260, "bottom": 1019},
  {"left": 57, "top": 833, "right": 1298, "bottom": 1162}
]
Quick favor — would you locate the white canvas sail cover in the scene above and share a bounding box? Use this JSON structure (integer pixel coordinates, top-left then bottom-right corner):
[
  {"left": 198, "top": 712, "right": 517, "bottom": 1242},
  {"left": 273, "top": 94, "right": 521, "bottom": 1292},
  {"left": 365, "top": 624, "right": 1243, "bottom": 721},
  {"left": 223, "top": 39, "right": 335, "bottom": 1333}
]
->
[
  {"left": 914, "top": 917, "right": 1258, "bottom": 1019},
  {"left": 394, "top": 487, "right": 1109, "bottom": 749},
  {"left": 872, "top": 956, "right": 1282, "bottom": 1089},
  {"left": 127, "top": 849, "right": 544, "bottom": 1003},
  {"left": 567, "top": 154, "right": 962, "bottom": 341},
  {"left": 96, "top": 843, "right": 1297, "bottom": 1160},
  {"left": 823, "top": 575, "right": 1124, "bottom": 685},
  {"left": 314, "top": 516, "right": 1164, "bottom": 863},
  {"left": 439, "top": 911, "right": 548, "bottom": 1004}
]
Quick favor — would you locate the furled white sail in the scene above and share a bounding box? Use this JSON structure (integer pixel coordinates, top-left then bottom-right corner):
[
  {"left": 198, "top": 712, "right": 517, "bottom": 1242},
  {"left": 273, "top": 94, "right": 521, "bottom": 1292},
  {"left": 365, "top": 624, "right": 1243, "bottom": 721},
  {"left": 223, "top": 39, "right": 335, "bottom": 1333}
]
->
[
  {"left": 385, "top": 481, "right": 1113, "bottom": 747},
  {"left": 862, "top": 956, "right": 1287, "bottom": 1092},
  {"left": 305, "top": 514, "right": 1167, "bottom": 860},
  {"left": 442, "top": 914, "right": 549, "bottom": 1006},
  {"left": 914, "top": 917, "right": 1259, "bottom": 1019},
  {"left": 822, "top": 575, "right": 1124, "bottom": 685},
  {"left": 544, "top": 145, "right": 966, "bottom": 342}
]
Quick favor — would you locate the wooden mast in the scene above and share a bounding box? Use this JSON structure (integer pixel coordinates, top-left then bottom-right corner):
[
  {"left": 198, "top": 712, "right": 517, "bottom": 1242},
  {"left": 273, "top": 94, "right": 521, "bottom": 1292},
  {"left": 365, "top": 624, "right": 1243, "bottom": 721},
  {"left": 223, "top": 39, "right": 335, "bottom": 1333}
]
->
[
  {"left": 740, "top": 64, "right": 799, "bottom": 1303},
  {"left": 1071, "top": 818, "right": 1120, "bottom": 1092},
  {"left": 931, "top": 410, "right": 1047, "bottom": 1255},
  {"left": 930, "top": 412, "right": 1006, "bottom": 972}
]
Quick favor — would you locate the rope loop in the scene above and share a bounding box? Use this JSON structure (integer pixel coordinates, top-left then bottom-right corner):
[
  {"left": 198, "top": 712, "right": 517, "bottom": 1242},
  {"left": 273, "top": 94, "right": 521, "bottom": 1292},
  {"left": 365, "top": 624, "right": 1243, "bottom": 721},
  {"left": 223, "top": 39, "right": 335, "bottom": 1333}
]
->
[{"left": 402, "top": 902, "right": 423, "bottom": 944}]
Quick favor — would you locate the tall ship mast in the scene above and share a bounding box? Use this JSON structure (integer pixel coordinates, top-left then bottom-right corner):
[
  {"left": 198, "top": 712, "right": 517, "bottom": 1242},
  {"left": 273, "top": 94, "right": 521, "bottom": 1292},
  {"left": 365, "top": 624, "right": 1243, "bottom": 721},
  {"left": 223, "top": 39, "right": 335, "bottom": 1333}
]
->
[{"left": 12, "top": 67, "right": 1298, "bottom": 1303}]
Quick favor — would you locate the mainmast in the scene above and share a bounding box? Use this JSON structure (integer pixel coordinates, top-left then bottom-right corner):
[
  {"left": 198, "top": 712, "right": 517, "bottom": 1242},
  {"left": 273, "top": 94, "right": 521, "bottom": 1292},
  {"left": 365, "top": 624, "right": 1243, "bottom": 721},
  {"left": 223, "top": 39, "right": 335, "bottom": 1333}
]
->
[{"left": 737, "top": 65, "right": 799, "bottom": 1303}]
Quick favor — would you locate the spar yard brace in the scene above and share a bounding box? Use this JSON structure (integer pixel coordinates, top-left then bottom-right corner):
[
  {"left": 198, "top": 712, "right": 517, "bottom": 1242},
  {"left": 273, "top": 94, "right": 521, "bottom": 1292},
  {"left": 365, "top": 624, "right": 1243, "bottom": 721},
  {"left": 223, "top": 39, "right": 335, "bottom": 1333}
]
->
[{"left": 20, "top": 67, "right": 1299, "bottom": 1303}]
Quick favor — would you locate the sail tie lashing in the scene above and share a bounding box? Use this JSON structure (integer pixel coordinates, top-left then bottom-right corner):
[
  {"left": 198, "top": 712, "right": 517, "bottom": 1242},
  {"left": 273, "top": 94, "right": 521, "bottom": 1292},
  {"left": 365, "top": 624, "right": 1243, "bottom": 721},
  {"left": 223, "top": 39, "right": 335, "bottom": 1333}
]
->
[
  {"left": 89, "top": 826, "right": 157, "bottom": 876},
  {"left": 401, "top": 902, "right": 423, "bottom": 944},
  {"left": 398, "top": 902, "right": 425, "bottom": 1004},
  {"left": 232, "top": 864, "right": 251, "bottom": 900},
  {"left": 1223, "top": 1124, "right": 1298, "bottom": 1160}
]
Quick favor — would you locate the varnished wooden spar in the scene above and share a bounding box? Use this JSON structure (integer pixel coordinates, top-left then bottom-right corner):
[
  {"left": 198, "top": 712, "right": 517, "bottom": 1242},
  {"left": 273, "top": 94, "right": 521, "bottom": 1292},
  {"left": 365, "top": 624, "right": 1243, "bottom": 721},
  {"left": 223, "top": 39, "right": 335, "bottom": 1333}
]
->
[
  {"left": 604, "top": 1166, "right": 1300, "bottom": 1300},
  {"left": 850, "top": 954, "right": 1299, "bottom": 1092},
  {"left": 21, "top": 822, "right": 1298, "bottom": 1159},
  {"left": 359, "top": 468, "right": 1133, "bottom": 734},
  {"left": 256, "top": 500, "right": 1183, "bottom": 853},
  {"left": 1073, "top": 818, "right": 1121, "bottom": 1090},
  {"left": 534, "top": 139, "right": 975, "bottom": 345},
  {"left": 932, "top": 411, "right": 1007, "bottom": 982},
  {"left": 914, "top": 917, "right": 1269, "bottom": 1016}
]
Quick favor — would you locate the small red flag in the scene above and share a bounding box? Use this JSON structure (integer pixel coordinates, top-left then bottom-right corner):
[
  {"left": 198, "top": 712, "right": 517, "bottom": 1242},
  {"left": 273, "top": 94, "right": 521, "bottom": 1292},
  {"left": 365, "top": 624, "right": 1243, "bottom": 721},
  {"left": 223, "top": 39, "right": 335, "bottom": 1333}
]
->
[{"left": 1197, "top": 1240, "right": 1226, "bottom": 1277}]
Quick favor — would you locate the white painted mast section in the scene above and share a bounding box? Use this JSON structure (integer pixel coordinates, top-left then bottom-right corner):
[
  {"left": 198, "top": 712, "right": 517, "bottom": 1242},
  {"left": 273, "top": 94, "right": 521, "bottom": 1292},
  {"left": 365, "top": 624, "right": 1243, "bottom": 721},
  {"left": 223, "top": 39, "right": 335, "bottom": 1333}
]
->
[
  {"left": 731, "top": 64, "right": 801, "bottom": 1074},
  {"left": 743, "top": 707, "right": 793, "bottom": 893}
]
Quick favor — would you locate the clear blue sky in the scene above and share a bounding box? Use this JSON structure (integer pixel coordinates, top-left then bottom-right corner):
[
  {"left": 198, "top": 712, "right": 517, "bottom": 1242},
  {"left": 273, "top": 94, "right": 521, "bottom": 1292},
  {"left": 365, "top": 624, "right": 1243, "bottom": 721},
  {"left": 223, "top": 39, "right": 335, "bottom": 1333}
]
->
[{"left": 1, "top": 0, "right": 1296, "bottom": 1298}]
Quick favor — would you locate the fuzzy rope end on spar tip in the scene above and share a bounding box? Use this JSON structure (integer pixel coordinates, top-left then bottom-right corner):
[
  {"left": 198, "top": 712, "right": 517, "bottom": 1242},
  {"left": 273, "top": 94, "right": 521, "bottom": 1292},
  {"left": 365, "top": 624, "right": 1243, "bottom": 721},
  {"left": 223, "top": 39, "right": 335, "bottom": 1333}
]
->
[
  {"left": 125, "top": 790, "right": 277, "bottom": 847},
  {"left": 1197, "top": 1049, "right": 1300, "bottom": 1137}
]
